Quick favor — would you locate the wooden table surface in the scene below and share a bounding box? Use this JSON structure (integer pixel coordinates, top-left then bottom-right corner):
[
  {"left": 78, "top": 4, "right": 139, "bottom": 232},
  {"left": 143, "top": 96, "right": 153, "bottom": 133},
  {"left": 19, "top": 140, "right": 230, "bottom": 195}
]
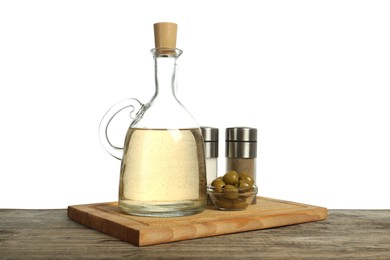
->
[{"left": 0, "top": 209, "right": 389, "bottom": 259}]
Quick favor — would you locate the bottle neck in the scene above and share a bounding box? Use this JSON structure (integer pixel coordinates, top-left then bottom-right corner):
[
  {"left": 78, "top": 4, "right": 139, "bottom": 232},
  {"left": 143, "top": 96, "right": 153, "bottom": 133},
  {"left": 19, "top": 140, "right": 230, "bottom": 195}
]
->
[
  {"left": 151, "top": 48, "right": 182, "bottom": 104},
  {"left": 132, "top": 48, "right": 199, "bottom": 129}
]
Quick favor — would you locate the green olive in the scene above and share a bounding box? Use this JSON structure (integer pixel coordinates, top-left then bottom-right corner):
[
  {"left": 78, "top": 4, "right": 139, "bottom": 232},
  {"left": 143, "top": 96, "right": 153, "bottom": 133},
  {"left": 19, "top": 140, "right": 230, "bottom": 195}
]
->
[
  {"left": 211, "top": 179, "right": 226, "bottom": 192},
  {"left": 238, "top": 173, "right": 255, "bottom": 185},
  {"left": 232, "top": 201, "right": 249, "bottom": 209},
  {"left": 215, "top": 196, "right": 233, "bottom": 209},
  {"left": 223, "top": 170, "right": 239, "bottom": 185},
  {"left": 223, "top": 184, "right": 239, "bottom": 199},
  {"left": 231, "top": 197, "right": 249, "bottom": 209},
  {"left": 232, "top": 197, "right": 246, "bottom": 204},
  {"left": 237, "top": 180, "right": 253, "bottom": 192}
]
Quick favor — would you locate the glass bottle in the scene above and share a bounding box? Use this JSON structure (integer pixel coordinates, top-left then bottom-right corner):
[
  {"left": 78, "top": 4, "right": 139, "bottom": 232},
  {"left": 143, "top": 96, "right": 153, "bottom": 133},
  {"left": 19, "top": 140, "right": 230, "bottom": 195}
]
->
[{"left": 99, "top": 22, "right": 206, "bottom": 217}]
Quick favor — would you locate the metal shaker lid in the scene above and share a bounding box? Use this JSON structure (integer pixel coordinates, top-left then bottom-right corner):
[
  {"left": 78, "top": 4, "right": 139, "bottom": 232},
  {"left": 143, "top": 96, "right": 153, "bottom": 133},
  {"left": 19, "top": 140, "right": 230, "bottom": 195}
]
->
[
  {"left": 201, "top": 127, "right": 219, "bottom": 141},
  {"left": 226, "top": 127, "right": 257, "bottom": 142},
  {"left": 201, "top": 127, "right": 219, "bottom": 158},
  {"left": 226, "top": 127, "right": 257, "bottom": 158}
]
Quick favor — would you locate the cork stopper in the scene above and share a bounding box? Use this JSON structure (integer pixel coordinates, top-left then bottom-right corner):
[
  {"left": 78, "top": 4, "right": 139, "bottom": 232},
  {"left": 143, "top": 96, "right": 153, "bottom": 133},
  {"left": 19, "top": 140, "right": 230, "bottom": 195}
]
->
[{"left": 154, "top": 22, "right": 177, "bottom": 49}]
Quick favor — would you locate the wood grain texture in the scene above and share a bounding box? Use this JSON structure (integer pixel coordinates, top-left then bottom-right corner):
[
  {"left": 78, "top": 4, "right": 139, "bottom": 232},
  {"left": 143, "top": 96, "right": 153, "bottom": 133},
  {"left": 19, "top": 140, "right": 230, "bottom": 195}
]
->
[
  {"left": 67, "top": 197, "right": 328, "bottom": 246},
  {"left": 0, "top": 209, "right": 389, "bottom": 259}
]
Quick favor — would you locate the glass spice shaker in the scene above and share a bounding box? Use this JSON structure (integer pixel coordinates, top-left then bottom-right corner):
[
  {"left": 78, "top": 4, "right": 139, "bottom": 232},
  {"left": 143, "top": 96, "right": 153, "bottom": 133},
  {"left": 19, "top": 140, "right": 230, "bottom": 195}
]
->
[
  {"left": 201, "top": 127, "right": 219, "bottom": 185},
  {"left": 226, "top": 127, "right": 257, "bottom": 204}
]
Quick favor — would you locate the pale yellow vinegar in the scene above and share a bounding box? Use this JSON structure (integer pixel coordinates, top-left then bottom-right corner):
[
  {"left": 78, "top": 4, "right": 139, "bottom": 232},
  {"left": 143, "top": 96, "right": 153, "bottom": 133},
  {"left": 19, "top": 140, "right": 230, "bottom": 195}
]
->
[{"left": 119, "top": 128, "right": 207, "bottom": 217}]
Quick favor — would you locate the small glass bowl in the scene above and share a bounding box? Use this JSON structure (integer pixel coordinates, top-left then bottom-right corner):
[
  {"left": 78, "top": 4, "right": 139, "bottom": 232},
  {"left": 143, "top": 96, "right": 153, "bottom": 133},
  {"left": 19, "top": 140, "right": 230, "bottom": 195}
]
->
[{"left": 207, "top": 185, "right": 258, "bottom": 211}]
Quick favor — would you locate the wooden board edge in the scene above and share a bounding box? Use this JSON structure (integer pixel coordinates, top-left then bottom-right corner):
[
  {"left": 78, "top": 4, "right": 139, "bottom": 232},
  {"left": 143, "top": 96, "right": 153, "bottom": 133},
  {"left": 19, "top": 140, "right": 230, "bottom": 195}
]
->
[
  {"left": 67, "top": 205, "right": 141, "bottom": 246},
  {"left": 138, "top": 205, "right": 328, "bottom": 246}
]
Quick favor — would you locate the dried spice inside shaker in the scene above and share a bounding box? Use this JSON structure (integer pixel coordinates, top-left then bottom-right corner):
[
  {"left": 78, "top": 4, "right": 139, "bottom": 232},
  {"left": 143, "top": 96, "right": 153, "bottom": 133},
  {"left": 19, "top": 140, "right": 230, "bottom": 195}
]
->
[{"left": 226, "top": 127, "right": 257, "bottom": 204}]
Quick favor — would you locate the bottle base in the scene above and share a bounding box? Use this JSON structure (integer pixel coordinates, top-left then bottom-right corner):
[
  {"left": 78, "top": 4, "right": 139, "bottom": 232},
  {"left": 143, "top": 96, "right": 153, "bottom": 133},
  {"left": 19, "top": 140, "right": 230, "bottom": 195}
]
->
[{"left": 119, "top": 199, "right": 205, "bottom": 217}]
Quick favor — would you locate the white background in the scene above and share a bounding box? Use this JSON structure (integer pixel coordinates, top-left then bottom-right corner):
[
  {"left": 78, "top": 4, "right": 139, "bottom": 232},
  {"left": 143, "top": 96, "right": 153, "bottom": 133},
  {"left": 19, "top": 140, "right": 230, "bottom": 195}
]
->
[{"left": 1, "top": 0, "right": 389, "bottom": 209}]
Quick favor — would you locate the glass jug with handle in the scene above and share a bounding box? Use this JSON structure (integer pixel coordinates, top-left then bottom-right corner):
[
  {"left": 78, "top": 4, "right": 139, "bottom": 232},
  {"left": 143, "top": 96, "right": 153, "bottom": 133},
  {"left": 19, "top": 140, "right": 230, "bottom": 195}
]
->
[{"left": 98, "top": 22, "right": 207, "bottom": 217}]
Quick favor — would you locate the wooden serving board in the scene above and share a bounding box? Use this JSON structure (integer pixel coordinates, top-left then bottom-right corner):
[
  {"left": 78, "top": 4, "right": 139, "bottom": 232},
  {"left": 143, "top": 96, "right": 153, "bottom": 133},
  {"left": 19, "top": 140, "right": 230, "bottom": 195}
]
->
[{"left": 67, "top": 196, "right": 327, "bottom": 247}]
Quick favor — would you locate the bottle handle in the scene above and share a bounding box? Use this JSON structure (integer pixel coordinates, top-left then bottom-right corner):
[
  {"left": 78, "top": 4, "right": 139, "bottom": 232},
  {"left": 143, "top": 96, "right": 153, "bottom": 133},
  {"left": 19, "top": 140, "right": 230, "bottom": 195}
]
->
[{"left": 98, "top": 98, "right": 144, "bottom": 160}]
